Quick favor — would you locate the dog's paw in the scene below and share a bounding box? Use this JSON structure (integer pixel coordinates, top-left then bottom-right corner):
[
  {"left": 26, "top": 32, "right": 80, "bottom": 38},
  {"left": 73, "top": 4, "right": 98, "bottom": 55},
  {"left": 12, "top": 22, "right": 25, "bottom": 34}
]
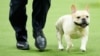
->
[
  {"left": 59, "top": 49, "right": 64, "bottom": 51},
  {"left": 66, "top": 47, "right": 71, "bottom": 52},
  {"left": 58, "top": 47, "right": 64, "bottom": 51},
  {"left": 58, "top": 46, "right": 64, "bottom": 51},
  {"left": 66, "top": 44, "right": 73, "bottom": 52},
  {"left": 80, "top": 48, "right": 86, "bottom": 52},
  {"left": 66, "top": 48, "right": 70, "bottom": 52}
]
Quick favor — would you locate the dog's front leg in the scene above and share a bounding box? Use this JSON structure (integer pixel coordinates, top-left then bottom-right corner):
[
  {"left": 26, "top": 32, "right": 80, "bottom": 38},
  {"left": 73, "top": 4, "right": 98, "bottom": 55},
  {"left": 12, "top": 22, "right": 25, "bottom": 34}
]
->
[
  {"left": 64, "top": 34, "right": 73, "bottom": 51},
  {"left": 80, "top": 35, "right": 88, "bottom": 52}
]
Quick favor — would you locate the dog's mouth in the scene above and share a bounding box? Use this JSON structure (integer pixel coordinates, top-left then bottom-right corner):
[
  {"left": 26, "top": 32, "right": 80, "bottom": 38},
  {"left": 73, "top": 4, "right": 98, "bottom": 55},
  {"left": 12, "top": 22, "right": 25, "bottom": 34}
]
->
[{"left": 74, "top": 22, "right": 89, "bottom": 28}]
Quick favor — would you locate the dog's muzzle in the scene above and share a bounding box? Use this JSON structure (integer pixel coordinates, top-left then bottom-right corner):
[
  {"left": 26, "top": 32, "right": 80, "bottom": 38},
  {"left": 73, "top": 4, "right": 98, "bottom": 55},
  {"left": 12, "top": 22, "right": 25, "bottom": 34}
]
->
[
  {"left": 74, "top": 18, "right": 89, "bottom": 28},
  {"left": 74, "top": 22, "right": 89, "bottom": 28}
]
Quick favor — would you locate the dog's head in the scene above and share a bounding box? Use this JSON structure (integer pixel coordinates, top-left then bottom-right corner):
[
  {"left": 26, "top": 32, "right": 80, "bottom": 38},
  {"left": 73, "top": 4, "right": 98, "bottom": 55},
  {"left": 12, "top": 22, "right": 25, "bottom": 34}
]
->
[{"left": 71, "top": 5, "right": 90, "bottom": 28}]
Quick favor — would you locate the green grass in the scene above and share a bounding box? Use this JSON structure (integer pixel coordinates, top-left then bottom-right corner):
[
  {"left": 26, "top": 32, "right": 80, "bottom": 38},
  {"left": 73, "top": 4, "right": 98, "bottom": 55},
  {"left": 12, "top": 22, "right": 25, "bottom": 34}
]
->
[{"left": 0, "top": 0, "right": 100, "bottom": 56}]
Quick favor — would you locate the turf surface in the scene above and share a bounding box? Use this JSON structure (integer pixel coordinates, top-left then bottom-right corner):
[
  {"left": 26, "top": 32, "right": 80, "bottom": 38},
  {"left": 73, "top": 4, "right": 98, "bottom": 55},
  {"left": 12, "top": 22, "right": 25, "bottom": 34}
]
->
[{"left": 0, "top": 0, "right": 100, "bottom": 56}]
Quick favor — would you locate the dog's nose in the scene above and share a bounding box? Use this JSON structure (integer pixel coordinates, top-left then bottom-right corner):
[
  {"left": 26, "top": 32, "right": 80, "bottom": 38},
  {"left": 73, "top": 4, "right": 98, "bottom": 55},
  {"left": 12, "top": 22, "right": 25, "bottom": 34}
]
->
[
  {"left": 82, "top": 18, "right": 86, "bottom": 24},
  {"left": 82, "top": 18, "right": 86, "bottom": 21}
]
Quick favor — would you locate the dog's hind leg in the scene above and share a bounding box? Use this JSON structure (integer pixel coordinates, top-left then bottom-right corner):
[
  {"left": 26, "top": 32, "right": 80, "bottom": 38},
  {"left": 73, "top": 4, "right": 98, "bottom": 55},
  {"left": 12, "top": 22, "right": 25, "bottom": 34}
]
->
[
  {"left": 64, "top": 34, "right": 73, "bottom": 51},
  {"left": 56, "top": 29, "right": 64, "bottom": 51}
]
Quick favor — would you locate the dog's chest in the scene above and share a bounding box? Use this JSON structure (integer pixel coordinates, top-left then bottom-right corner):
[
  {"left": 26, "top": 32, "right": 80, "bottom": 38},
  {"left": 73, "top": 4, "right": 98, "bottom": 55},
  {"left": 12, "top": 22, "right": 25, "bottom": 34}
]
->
[{"left": 70, "top": 29, "right": 82, "bottom": 39}]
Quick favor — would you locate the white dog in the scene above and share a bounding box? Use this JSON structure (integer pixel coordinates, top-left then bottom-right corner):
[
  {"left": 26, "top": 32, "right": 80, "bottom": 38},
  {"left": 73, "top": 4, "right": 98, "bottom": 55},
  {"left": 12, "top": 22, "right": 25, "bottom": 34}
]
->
[{"left": 55, "top": 5, "right": 90, "bottom": 52}]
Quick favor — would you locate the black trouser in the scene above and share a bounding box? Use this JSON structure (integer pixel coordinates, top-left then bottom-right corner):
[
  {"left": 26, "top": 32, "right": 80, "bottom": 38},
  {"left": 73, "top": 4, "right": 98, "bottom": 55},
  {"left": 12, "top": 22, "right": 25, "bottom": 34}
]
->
[{"left": 9, "top": 0, "right": 51, "bottom": 42}]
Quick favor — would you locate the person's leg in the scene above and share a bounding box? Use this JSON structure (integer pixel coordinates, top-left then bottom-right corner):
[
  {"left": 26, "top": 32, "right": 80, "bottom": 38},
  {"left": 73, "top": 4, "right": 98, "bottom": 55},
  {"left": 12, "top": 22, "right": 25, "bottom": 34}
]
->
[
  {"left": 32, "top": 0, "right": 51, "bottom": 51},
  {"left": 32, "top": 0, "right": 51, "bottom": 32},
  {"left": 9, "top": 0, "right": 29, "bottom": 50}
]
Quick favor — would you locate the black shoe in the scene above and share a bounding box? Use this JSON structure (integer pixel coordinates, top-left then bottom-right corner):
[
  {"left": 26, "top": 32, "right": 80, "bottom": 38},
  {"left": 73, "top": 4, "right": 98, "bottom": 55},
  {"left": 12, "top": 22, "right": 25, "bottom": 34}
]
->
[
  {"left": 16, "top": 42, "right": 29, "bottom": 50},
  {"left": 34, "top": 31, "right": 47, "bottom": 51}
]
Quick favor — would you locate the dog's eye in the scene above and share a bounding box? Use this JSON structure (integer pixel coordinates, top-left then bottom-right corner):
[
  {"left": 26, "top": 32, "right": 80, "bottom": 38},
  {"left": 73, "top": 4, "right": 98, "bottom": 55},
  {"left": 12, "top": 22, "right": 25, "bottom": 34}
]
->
[
  {"left": 77, "top": 16, "right": 80, "bottom": 19},
  {"left": 86, "top": 16, "right": 89, "bottom": 18}
]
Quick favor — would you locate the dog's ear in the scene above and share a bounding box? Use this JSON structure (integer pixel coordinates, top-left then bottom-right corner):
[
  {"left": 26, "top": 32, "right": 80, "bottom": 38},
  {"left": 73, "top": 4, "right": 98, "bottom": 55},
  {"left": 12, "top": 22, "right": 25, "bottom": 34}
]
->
[
  {"left": 85, "top": 5, "right": 89, "bottom": 12},
  {"left": 71, "top": 4, "right": 77, "bottom": 13}
]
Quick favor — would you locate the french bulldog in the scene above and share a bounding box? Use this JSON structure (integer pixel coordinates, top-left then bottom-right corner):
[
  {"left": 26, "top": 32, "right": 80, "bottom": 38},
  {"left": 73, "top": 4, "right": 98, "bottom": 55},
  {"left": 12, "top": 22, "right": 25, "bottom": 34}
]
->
[{"left": 55, "top": 5, "right": 90, "bottom": 52}]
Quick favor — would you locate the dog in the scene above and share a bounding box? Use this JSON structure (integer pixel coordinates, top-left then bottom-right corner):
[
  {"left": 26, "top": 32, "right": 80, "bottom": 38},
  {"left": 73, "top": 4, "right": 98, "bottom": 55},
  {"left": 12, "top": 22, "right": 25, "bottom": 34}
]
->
[{"left": 55, "top": 5, "right": 90, "bottom": 52}]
